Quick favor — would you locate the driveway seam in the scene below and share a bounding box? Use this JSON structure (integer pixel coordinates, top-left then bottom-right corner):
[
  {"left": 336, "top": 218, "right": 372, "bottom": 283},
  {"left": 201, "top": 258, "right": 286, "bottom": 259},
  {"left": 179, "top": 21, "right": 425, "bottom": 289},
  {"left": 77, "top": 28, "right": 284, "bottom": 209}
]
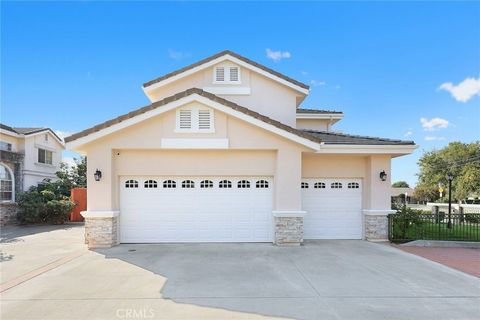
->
[
  {"left": 285, "top": 253, "right": 321, "bottom": 297},
  {"left": 0, "top": 250, "right": 87, "bottom": 293}
]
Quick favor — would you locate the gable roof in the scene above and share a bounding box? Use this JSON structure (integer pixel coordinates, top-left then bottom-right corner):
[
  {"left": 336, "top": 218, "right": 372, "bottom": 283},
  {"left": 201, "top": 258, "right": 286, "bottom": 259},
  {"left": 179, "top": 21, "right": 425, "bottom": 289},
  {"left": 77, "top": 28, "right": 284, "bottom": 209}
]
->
[
  {"left": 0, "top": 123, "right": 63, "bottom": 143},
  {"left": 142, "top": 50, "right": 309, "bottom": 94},
  {"left": 297, "top": 108, "right": 343, "bottom": 115},
  {"left": 65, "top": 88, "right": 320, "bottom": 150},
  {"left": 302, "top": 130, "right": 415, "bottom": 145}
]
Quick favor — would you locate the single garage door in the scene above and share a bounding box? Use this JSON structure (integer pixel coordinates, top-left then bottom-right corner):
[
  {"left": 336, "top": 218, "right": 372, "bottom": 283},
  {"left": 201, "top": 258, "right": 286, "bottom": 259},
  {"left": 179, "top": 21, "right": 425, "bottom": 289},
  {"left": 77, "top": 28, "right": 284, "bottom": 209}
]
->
[
  {"left": 120, "top": 176, "right": 273, "bottom": 243},
  {"left": 302, "top": 178, "right": 362, "bottom": 239}
]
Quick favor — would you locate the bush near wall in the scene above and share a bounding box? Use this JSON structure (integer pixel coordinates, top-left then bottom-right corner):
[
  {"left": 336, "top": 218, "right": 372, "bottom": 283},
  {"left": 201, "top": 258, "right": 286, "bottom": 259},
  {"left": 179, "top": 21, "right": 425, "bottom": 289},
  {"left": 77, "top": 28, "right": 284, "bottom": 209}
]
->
[{"left": 17, "top": 183, "right": 75, "bottom": 225}]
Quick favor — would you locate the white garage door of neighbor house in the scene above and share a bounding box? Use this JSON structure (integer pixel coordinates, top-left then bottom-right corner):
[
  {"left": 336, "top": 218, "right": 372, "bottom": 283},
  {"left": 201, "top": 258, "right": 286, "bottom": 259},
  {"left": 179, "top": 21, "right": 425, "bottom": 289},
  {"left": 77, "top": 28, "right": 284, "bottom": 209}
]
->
[
  {"left": 120, "top": 176, "right": 274, "bottom": 243},
  {"left": 302, "top": 179, "right": 362, "bottom": 239}
]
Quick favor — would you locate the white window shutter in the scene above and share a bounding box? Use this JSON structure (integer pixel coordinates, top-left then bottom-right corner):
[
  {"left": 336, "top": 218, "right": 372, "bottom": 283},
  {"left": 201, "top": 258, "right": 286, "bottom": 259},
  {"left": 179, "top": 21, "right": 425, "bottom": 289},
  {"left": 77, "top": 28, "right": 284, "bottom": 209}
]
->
[
  {"left": 215, "top": 67, "right": 225, "bottom": 82},
  {"left": 229, "top": 67, "right": 239, "bottom": 82},
  {"left": 179, "top": 109, "right": 192, "bottom": 129},
  {"left": 198, "top": 110, "right": 211, "bottom": 130}
]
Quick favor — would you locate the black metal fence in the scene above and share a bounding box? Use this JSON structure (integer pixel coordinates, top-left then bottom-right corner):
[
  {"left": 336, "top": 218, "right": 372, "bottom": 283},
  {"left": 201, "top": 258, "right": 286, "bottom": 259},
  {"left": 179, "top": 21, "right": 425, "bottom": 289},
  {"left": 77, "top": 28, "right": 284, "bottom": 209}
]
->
[{"left": 388, "top": 212, "right": 480, "bottom": 243}]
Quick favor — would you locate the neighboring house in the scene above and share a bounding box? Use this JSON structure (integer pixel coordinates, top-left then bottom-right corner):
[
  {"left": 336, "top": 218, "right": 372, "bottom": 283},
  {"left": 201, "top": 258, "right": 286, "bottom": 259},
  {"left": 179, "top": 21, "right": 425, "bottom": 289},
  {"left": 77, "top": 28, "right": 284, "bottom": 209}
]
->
[
  {"left": 65, "top": 50, "right": 417, "bottom": 248},
  {"left": 0, "top": 124, "right": 65, "bottom": 224},
  {"left": 391, "top": 187, "right": 415, "bottom": 205}
]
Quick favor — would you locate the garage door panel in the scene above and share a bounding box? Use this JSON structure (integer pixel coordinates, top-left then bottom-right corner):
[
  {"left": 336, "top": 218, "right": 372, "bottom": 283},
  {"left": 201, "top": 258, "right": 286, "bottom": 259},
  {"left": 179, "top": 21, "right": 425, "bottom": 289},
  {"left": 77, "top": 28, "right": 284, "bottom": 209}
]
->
[
  {"left": 303, "top": 178, "right": 362, "bottom": 239},
  {"left": 120, "top": 176, "right": 273, "bottom": 243}
]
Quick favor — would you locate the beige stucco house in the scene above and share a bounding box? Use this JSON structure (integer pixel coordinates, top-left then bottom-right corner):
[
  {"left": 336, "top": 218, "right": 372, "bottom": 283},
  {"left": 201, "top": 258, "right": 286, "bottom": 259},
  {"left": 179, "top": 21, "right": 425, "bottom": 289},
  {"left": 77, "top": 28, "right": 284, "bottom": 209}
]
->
[
  {"left": 0, "top": 124, "right": 65, "bottom": 224},
  {"left": 65, "top": 50, "right": 416, "bottom": 248}
]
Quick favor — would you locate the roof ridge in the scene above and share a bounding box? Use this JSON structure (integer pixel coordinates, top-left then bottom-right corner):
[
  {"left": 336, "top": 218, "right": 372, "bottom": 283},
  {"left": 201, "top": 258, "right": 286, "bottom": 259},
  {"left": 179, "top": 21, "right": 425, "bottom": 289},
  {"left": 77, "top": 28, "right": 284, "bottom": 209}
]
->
[
  {"left": 142, "top": 50, "right": 309, "bottom": 90},
  {"left": 65, "top": 88, "right": 321, "bottom": 145},
  {"left": 302, "top": 129, "right": 415, "bottom": 144}
]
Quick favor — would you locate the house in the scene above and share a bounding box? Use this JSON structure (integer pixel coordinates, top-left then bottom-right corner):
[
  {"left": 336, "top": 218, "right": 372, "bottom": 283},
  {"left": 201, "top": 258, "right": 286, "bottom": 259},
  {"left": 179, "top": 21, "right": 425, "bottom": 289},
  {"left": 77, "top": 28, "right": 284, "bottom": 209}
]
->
[
  {"left": 0, "top": 124, "right": 65, "bottom": 224},
  {"left": 65, "top": 50, "right": 416, "bottom": 248},
  {"left": 391, "top": 187, "right": 415, "bottom": 205}
]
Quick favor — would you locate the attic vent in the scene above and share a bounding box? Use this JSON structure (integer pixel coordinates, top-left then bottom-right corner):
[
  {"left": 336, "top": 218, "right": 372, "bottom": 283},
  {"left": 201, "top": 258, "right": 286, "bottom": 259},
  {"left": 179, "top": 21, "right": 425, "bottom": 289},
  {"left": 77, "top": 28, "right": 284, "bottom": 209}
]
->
[
  {"left": 198, "top": 110, "right": 211, "bottom": 130},
  {"left": 215, "top": 67, "right": 225, "bottom": 82},
  {"left": 179, "top": 109, "right": 192, "bottom": 129},
  {"left": 229, "top": 67, "right": 239, "bottom": 82}
]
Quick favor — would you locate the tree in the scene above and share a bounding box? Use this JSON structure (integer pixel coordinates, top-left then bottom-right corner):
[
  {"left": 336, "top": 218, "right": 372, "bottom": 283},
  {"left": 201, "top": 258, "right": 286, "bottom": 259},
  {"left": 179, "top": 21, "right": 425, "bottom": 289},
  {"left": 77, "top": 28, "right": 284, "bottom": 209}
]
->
[
  {"left": 392, "top": 181, "right": 410, "bottom": 188},
  {"left": 416, "top": 142, "right": 480, "bottom": 202}
]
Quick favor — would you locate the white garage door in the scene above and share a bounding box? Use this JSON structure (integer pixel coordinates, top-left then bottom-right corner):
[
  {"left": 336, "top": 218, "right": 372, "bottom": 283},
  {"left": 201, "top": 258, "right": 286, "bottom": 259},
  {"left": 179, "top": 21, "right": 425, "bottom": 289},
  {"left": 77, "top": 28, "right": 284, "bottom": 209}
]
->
[
  {"left": 120, "top": 176, "right": 273, "bottom": 243},
  {"left": 302, "top": 179, "right": 362, "bottom": 239}
]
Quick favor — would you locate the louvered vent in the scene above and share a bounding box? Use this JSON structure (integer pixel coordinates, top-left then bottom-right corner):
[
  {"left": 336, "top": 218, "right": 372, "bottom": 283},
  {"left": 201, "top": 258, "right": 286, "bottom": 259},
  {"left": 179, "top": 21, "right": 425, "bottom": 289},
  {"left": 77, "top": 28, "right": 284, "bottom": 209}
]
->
[
  {"left": 215, "top": 67, "right": 225, "bottom": 81},
  {"left": 229, "top": 67, "right": 239, "bottom": 81},
  {"left": 179, "top": 109, "right": 192, "bottom": 129},
  {"left": 198, "top": 110, "right": 211, "bottom": 130}
]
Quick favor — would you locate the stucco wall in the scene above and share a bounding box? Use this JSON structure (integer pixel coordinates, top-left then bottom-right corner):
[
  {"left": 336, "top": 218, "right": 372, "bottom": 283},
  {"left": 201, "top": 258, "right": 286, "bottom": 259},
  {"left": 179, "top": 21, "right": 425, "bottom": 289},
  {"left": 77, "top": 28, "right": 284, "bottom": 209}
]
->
[
  {"left": 296, "top": 119, "right": 330, "bottom": 131},
  {"left": 0, "top": 134, "right": 20, "bottom": 152},
  {"left": 147, "top": 63, "right": 301, "bottom": 127},
  {"left": 82, "top": 106, "right": 309, "bottom": 213}
]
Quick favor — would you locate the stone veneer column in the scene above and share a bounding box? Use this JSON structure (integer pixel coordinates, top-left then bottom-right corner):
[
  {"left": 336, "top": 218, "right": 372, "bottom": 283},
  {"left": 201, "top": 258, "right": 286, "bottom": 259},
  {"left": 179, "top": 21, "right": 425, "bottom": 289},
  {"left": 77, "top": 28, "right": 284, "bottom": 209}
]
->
[
  {"left": 273, "top": 212, "right": 306, "bottom": 246},
  {"left": 363, "top": 210, "right": 395, "bottom": 241},
  {"left": 81, "top": 211, "right": 119, "bottom": 248}
]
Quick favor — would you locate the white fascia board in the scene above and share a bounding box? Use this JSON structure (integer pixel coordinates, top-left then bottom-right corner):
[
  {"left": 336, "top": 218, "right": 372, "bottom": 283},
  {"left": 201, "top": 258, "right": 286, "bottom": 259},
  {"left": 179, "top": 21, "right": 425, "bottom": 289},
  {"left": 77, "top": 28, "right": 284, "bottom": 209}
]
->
[
  {"left": 316, "top": 144, "right": 418, "bottom": 155},
  {"left": 296, "top": 114, "right": 344, "bottom": 120},
  {"left": 161, "top": 138, "right": 229, "bottom": 149},
  {"left": 66, "top": 93, "right": 320, "bottom": 151},
  {"left": 0, "top": 129, "right": 21, "bottom": 138},
  {"left": 142, "top": 54, "right": 309, "bottom": 95}
]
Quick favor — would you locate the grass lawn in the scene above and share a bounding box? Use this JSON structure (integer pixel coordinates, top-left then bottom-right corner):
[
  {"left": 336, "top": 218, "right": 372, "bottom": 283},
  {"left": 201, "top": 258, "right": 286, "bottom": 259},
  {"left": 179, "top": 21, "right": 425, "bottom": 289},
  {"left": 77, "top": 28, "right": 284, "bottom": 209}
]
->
[{"left": 393, "top": 222, "right": 480, "bottom": 242}]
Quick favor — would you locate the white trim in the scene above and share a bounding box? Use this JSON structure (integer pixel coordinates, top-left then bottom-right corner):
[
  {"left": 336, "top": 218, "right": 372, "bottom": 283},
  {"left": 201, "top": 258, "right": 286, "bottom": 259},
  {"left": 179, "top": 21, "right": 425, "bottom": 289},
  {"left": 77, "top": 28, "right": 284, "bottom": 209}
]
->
[
  {"left": 0, "top": 162, "right": 15, "bottom": 202},
  {"left": 296, "top": 113, "right": 344, "bottom": 120},
  {"left": 66, "top": 93, "right": 320, "bottom": 151},
  {"left": 316, "top": 144, "right": 417, "bottom": 155},
  {"left": 143, "top": 54, "right": 309, "bottom": 95},
  {"left": 161, "top": 138, "right": 229, "bottom": 149},
  {"left": 272, "top": 210, "right": 307, "bottom": 218},
  {"left": 362, "top": 209, "right": 396, "bottom": 216},
  {"left": 81, "top": 210, "right": 119, "bottom": 218},
  {"left": 23, "top": 170, "right": 57, "bottom": 178},
  {"left": 203, "top": 87, "right": 251, "bottom": 95}
]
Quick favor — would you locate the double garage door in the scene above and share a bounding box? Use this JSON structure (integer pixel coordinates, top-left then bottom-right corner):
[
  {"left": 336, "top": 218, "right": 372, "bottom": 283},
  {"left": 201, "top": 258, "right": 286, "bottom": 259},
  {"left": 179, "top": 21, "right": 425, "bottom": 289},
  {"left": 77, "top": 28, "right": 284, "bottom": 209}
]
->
[
  {"left": 120, "top": 176, "right": 362, "bottom": 243},
  {"left": 120, "top": 177, "right": 274, "bottom": 243}
]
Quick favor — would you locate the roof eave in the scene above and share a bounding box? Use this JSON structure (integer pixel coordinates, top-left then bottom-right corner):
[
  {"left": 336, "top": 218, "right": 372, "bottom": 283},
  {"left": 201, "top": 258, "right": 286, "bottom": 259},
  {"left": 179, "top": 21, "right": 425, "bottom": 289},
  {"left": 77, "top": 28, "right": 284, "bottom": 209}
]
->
[{"left": 316, "top": 144, "right": 418, "bottom": 155}]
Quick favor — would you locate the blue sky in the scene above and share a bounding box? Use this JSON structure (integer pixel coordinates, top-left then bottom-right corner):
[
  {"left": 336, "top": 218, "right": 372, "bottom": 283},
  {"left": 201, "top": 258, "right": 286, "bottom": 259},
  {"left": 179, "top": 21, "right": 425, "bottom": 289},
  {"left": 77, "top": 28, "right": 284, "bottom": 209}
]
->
[{"left": 2, "top": 1, "right": 479, "bottom": 186}]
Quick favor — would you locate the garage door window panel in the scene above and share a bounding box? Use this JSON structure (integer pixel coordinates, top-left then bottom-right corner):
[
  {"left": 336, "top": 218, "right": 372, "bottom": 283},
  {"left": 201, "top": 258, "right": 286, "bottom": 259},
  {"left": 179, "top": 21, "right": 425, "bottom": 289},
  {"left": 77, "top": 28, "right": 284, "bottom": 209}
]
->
[
  {"left": 200, "top": 180, "right": 214, "bottom": 188},
  {"left": 144, "top": 180, "right": 158, "bottom": 188},
  {"left": 238, "top": 180, "right": 250, "bottom": 188},
  {"left": 125, "top": 180, "right": 139, "bottom": 188},
  {"left": 219, "top": 180, "right": 232, "bottom": 188},
  {"left": 301, "top": 182, "right": 309, "bottom": 189},
  {"left": 256, "top": 180, "right": 269, "bottom": 188},
  {"left": 348, "top": 182, "right": 359, "bottom": 189},
  {"left": 182, "top": 180, "right": 195, "bottom": 188},
  {"left": 163, "top": 180, "right": 176, "bottom": 188},
  {"left": 331, "top": 182, "right": 342, "bottom": 189},
  {"left": 314, "top": 182, "right": 325, "bottom": 189}
]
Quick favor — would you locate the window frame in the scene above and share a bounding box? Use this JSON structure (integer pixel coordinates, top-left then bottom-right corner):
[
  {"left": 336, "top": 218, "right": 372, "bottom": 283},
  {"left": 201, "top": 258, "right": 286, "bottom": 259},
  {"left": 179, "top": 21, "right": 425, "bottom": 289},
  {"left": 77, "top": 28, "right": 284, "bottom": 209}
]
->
[
  {"left": 348, "top": 182, "right": 360, "bottom": 189},
  {"left": 301, "top": 182, "right": 309, "bottom": 189},
  {"left": 125, "top": 179, "right": 139, "bottom": 188},
  {"left": 314, "top": 182, "right": 326, "bottom": 189},
  {"left": 144, "top": 180, "right": 158, "bottom": 188},
  {"left": 213, "top": 64, "right": 241, "bottom": 84},
  {"left": 331, "top": 182, "right": 343, "bottom": 189},
  {"left": 0, "top": 141, "right": 12, "bottom": 152},
  {"left": 237, "top": 180, "right": 250, "bottom": 189},
  {"left": 255, "top": 180, "right": 269, "bottom": 188},
  {"left": 0, "top": 163, "right": 14, "bottom": 202},
  {"left": 37, "top": 148, "right": 53, "bottom": 165},
  {"left": 219, "top": 180, "right": 232, "bottom": 188},
  {"left": 200, "top": 180, "right": 214, "bottom": 188},
  {"left": 163, "top": 180, "right": 177, "bottom": 188},
  {"left": 175, "top": 106, "right": 215, "bottom": 133},
  {"left": 182, "top": 180, "right": 195, "bottom": 188}
]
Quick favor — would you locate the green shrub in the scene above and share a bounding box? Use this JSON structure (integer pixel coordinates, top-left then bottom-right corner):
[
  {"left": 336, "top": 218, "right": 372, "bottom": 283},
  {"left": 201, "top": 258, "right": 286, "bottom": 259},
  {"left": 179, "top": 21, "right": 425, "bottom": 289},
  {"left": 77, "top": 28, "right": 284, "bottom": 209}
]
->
[{"left": 17, "top": 185, "right": 75, "bottom": 225}]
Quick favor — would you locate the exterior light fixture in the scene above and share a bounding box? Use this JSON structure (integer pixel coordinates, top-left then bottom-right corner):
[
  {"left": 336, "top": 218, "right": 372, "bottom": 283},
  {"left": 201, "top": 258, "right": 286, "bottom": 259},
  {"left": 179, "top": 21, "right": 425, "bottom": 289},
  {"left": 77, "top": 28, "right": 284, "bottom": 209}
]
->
[
  {"left": 379, "top": 171, "right": 387, "bottom": 181},
  {"left": 94, "top": 169, "right": 102, "bottom": 182}
]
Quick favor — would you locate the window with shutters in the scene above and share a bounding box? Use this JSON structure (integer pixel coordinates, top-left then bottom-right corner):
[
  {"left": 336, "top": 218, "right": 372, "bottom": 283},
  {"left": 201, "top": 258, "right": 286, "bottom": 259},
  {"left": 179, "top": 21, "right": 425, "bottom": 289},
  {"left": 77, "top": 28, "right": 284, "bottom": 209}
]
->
[
  {"left": 144, "top": 180, "right": 158, "bottom": 188},
  {"left": 314, "top": 182, "right": 326, "bottom": 189},
  {"left": 219, "top": 180, "right": 232, "bottom": 188},
  {"left": 214, "top": 64, "right": 241, "bottom": 83},
  {"left": 125, "top": 180, "right": 138, "bottom": 188},
  {"left": 176, "top": 106, "right": 214, "bottom": 133},
  {"left": 182, "top": 180, "right": 195, "bottom": 188},
  {"left": 200, "top": 180, "right": 214, "bottom": 188}
]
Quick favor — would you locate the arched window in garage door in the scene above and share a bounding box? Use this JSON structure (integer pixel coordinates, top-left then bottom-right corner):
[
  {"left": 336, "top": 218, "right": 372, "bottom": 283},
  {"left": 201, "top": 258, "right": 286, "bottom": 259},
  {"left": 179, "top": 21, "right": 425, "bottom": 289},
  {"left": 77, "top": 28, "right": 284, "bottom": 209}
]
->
[
  {"left": 144, "top": 180, "right": 158, "bottom": 188},
  {"left": 200, "top": 180, "right": 214, "bottom": 188},
  {"left": 219, "top": 180, "right": 232, "bottom": 188},
  {"left": 256, "top": 180, "right": 269, "bottom": 188},
  {"left": 182, "top": 180, "right": 195, "bottom": 188},
  {"left": 125, "top": 180, "right": 139, "bottom": 188},
  {"left": 163, "top": 180, "right": 176, "bottom": 188}
]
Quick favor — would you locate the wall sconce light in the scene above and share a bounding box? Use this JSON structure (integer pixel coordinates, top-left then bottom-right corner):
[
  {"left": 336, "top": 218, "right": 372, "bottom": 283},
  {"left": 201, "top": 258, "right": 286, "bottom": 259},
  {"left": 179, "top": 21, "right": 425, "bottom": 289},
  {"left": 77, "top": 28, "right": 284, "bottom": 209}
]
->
[
  {"left": 94, "top": 169, "right": 102, "bottom": 182},
  {"left": 379, "top": 170, "right": 387, "bottom": 181}
]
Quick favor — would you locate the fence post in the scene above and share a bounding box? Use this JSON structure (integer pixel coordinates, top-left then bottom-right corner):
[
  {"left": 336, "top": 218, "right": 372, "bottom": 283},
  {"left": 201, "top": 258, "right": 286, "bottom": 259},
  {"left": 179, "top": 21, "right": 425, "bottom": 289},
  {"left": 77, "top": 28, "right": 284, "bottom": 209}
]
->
[
  {"left": 458, "top": 206, "right": 464, "bottom": 223},
  {"left": 432, "top": 205, "right": 439, "bottom": 223}
]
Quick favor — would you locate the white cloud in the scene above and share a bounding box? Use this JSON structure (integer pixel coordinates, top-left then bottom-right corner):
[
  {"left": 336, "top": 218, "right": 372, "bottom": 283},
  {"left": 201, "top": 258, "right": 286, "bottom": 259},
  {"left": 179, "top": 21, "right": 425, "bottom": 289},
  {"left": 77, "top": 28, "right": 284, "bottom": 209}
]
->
[
  {"left": 438, "top": 77, "right": 480, "bottom": 103},
  {"left": 168, "top": 49, "right": 191, "bottom": 61},
  {"left": 266, "top": 48, "right": 291, "bottom": 62},
  {"left": 420, "top": 117, "right": 449, "bottom": 131},
  {"left": 425, "top": 136, "right": 445, "bottom": 141},
  {"left": 301, "top": 71, "right": 308, "bottom": 76},
  {"left": 404, "top": 130, "right": 413, "bottom": 137},
  {"left": 310, "top": 80, "right": 326, "bottom": 87}
]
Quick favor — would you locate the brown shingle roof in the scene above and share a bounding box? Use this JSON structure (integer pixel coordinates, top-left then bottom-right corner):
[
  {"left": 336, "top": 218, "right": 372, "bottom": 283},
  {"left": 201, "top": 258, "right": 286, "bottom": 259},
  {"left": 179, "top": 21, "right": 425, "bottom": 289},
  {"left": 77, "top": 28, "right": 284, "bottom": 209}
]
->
[
  {"left": 302, "top": 130, "right": 415, "bottom": 145},
  {"left": 143, "top": 50, "right": 309, "bottom": 91},
  {"left": 64, "top": 88, "right": 321, "bottom": 145},
  {"left": 297, "top": 108, "right": 343, "bottom": 115}
]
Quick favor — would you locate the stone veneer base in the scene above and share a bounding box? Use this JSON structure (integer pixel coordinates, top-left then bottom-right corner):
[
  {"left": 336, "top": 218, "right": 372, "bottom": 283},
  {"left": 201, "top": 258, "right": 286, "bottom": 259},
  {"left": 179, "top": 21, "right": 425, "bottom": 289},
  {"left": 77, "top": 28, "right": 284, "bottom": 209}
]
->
[
  {"left": 364, "top": 214, "right": 389, "bottom": 241},
  {"left": 274, "top": 216, "right": 304, "bottom": 246},
  {"left": 84, "top": 216, "right": 118, "bottom": 249},
  {"left": 0, "top": 203, "right": 18, "bottom": 226}
]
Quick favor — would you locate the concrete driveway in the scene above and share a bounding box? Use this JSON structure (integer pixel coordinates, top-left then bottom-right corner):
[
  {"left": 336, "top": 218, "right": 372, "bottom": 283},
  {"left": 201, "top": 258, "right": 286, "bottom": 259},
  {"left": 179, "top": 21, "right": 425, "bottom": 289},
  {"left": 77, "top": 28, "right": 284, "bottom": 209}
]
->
[{"left": 1, "top": 225, "right": 479, "bottom": 320}]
